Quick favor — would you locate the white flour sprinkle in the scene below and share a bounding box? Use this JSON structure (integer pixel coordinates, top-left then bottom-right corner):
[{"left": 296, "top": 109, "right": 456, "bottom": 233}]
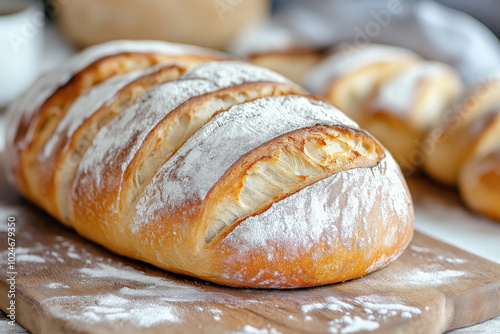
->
[
  {"left": 182, "top": 61, "right": 293, "bottom": 87},
  {"left": 409, "top": 245, "right": 431, "bottom": 253},
  {"left": 0, "top": 205, "right": 23, "bottom": 231},
  {"left": 41, "top": 70, "right": 147, "bottom": 160},
  {"left": 132, "top": 95, "right": 358, "bottom": 234},
  {"left": 298, "top": 293, "right": 423, "bottom": 333},
  {"left": 436, "top": 256, "right": 467, "bottom": 264},
  {"left": 301, "top": 303, "right": 326, "bottom": 313},
  {"left": 357, "top": 302, "right": 421, "bottom": 316},
  {"left": 371, "top": 62, "right": 454, "bottom": 119},
  {"left": 46, "top": 294, "right": 180, "bottom": 327},
  {"left": 44, "top": 283, "right": 70, "bottom": 289},
  {"left": 239, "top": 325, "right": 282, "bottom": 334},
  {"left": 395, "top": 268, "right": 466, "bottom": 286},
  {"left": 220, "top": 155, "right": 411, "bottom": 284},
  {"left": 74, "top": 61, "right": 299, "bottom": 219},
  {"left": 79, "top": 263, "right": 169, "bottom": 285},
  {"left": 401, "top": 312, "right": 413, "bottom": 318},
  {"left": 409, "top": 244, "right": 467, "bottom": 265},
  {"left": 330, "top": 316, "right": 380, "bottom": 334},
  {"left": 16, "top": 254, "right": 46, "bottom": 263},
  {"left": 67, "top": 252, "right": 81, "bottom": 259}
]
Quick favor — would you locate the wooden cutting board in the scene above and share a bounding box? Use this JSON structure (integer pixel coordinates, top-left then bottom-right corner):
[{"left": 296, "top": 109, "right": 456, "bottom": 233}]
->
[{"left": 1, "top": 159, "right": 500, "bottom": 334}]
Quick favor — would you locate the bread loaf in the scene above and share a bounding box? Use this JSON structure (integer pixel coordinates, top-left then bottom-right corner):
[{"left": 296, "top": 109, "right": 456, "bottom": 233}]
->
[
  {"left": 303, "top": 44, "right": 463, "bottom": 173},
  {"left": 424, "top": 76, "right": 500, "bottom": 185},
  {"left": 304, "top": 44, "right": 421, "bottom": 121},
  {"left": 5, "top": 41, "right": 414, "bottom": 288},
  {"left": 361, "top": 61, "right": 463, "bottom": 171},
  {"left": 459, "top": 147, "right": 500, "bottom": 221}
]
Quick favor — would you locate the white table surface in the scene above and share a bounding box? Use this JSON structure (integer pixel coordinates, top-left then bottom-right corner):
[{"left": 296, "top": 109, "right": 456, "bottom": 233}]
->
[{"left": 0, "top": 24, "right": 499, "bottom": 334}]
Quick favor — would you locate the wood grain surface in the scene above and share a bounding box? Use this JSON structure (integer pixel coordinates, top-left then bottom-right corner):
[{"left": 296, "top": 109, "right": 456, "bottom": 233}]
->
[{"left": 1, "top": 154, "right": 500, "bottom": 334}]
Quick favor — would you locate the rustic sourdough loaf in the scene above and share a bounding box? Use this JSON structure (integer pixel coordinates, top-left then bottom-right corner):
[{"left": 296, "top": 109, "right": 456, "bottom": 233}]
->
[{"left": 5, "top": 41, "right": 414, "bottom": 288}]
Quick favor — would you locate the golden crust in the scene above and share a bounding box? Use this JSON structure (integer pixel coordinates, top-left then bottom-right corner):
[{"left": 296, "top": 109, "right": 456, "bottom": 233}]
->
[
  {"left": 11, "top": 52, "right": 227, "bottom": 206},
  {"left": 121, "top": 110, "right": 412, "bottom": 287},
  {"left": 459, "top": 149, "right": 500, "bottom": 222},
  {"left": 424, "top": 80, "right": 500, "bottom": 185},
  {"left": 5, "top": 46, "right": 414, "bottom": 288},
  {"left": 68, "top": 82, "right": 306, "bottom": 254},
  {"left": 197, "top": 125, "right": 385, "bottom": 245},
  {"left": 39, "top": 65, "right": 186, "bottom": 222},
  {"left": 210, "top": 159, "right": 413, "bottom": 288}
]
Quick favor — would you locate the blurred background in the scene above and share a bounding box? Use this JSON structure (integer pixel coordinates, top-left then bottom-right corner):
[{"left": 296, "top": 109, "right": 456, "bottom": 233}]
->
[{"left": 1, "top": 0, "right": 500, "bottom": 108}]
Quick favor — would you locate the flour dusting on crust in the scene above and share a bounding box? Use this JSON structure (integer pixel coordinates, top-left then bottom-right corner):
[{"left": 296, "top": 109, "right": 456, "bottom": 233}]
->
[
  {"left": 73, "top": 61, "right": 299, "bottom": 215},
  {"left": 182, "top": 61, "right": 294, "bottom": 87},
  {"left": 41, "top": 68, "right": 153, "bottom": 160},
  {"left": 131, "top": 95, "right": 358, "bottom": 232},
  {"left": 219, "top": 156, "right": 412, "bottom": 285},
  {"left": 5, "top": 40, "right": 223, "bottom": 150}
]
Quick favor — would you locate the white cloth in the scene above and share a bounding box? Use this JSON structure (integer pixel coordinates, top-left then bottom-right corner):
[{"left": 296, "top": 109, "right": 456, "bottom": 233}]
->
[{"left": 230, "top": 0, "right": 500, "bottom": 84}]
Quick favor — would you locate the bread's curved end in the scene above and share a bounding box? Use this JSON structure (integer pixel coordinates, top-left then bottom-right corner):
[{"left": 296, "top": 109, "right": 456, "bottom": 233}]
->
[{"left": 196, "top": 131, "right": 413, "bottom": 288}]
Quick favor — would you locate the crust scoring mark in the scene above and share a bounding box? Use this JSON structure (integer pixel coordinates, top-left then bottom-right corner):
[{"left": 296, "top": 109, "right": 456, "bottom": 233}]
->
[{"left": 203, "top": 126, "right": 385, "bottom": 244}]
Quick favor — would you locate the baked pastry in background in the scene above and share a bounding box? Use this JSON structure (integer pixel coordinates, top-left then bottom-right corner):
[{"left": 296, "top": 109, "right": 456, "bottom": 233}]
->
[
  {"left": 424, "top": 77, "right": 500, "bottom": 186},
  {"left": 460, "top": 146, "right": 500, "bottom": 222},
  {"left": 422, "top": 75, "right": 500, "bottom": 221},
  {"left": 250, "top": 47, "right": 328, "bottom": 83},
  {"left": 54, "top": 0, "right": 271, "bottom": 49},
  {"left": 361, "top": 62, "right": 463, "bottom": 172},
  {"left": 303, "top": 44, "right": 463, "bottom": 173},
  {"left": 247, "top": 42, "right": 500, "bottom": 223},
  {"left": 304, "top": 44, "right": 421, "bottom": 121},
  {"left": 5, "top": 40, "right": 414, "bottom": 288}
]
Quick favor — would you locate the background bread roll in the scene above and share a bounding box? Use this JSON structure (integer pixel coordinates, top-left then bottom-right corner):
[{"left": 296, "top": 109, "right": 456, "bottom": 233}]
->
[
  {"left": 361, "top": 62, "right": 463, "bottom": 172},
  {"left": 424, "top": 77, "right": 500, "bottom": 185},
  {"left": 460, "top": 147, "right": 500, "bottom": 221},
  {"left": 303, "top": 44, "right": 421, "bottom": 121},
  {"left": 54, "top": 0, "right": 271, "bottom": 50},
  {"left": 302, "top": 44, "right": 463, "bottom": 174}
]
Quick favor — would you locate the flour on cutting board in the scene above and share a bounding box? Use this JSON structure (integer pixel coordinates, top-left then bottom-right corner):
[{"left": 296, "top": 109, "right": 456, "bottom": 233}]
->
[
  {"left": 33, "top": 254, "right": 434, "bottom": 332},
  {"left": 45, "top": 283, "right": 70, "bottom": 289},
  {"left": 409, "top": 244, "right": 467, "bottom": 264},
  {"left": 2, "top": 232, "right": 477, "bottom": 333},
  {"left": 16, "top": 254, "right": 46, "bottom": 263},
  {"left": 0, "top": 204, "right": 23, "bottom": 232},
  {"left": 300, "top": 294, "right": 422, "bottom": 333},
  {"left": 238, "top": 325, "right": 282, "bottom": 334}
]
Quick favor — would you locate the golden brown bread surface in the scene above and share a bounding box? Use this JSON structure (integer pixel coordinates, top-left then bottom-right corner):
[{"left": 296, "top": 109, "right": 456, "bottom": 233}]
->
[
  {"left": 5, "top": 41, "right": 414, "bottom": 288},
  {"left": 459, "top": 149, "right": 500, "bottom": 222},
  {"left": 424, "top": 78, "right": 500, "bottom": 186}
]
